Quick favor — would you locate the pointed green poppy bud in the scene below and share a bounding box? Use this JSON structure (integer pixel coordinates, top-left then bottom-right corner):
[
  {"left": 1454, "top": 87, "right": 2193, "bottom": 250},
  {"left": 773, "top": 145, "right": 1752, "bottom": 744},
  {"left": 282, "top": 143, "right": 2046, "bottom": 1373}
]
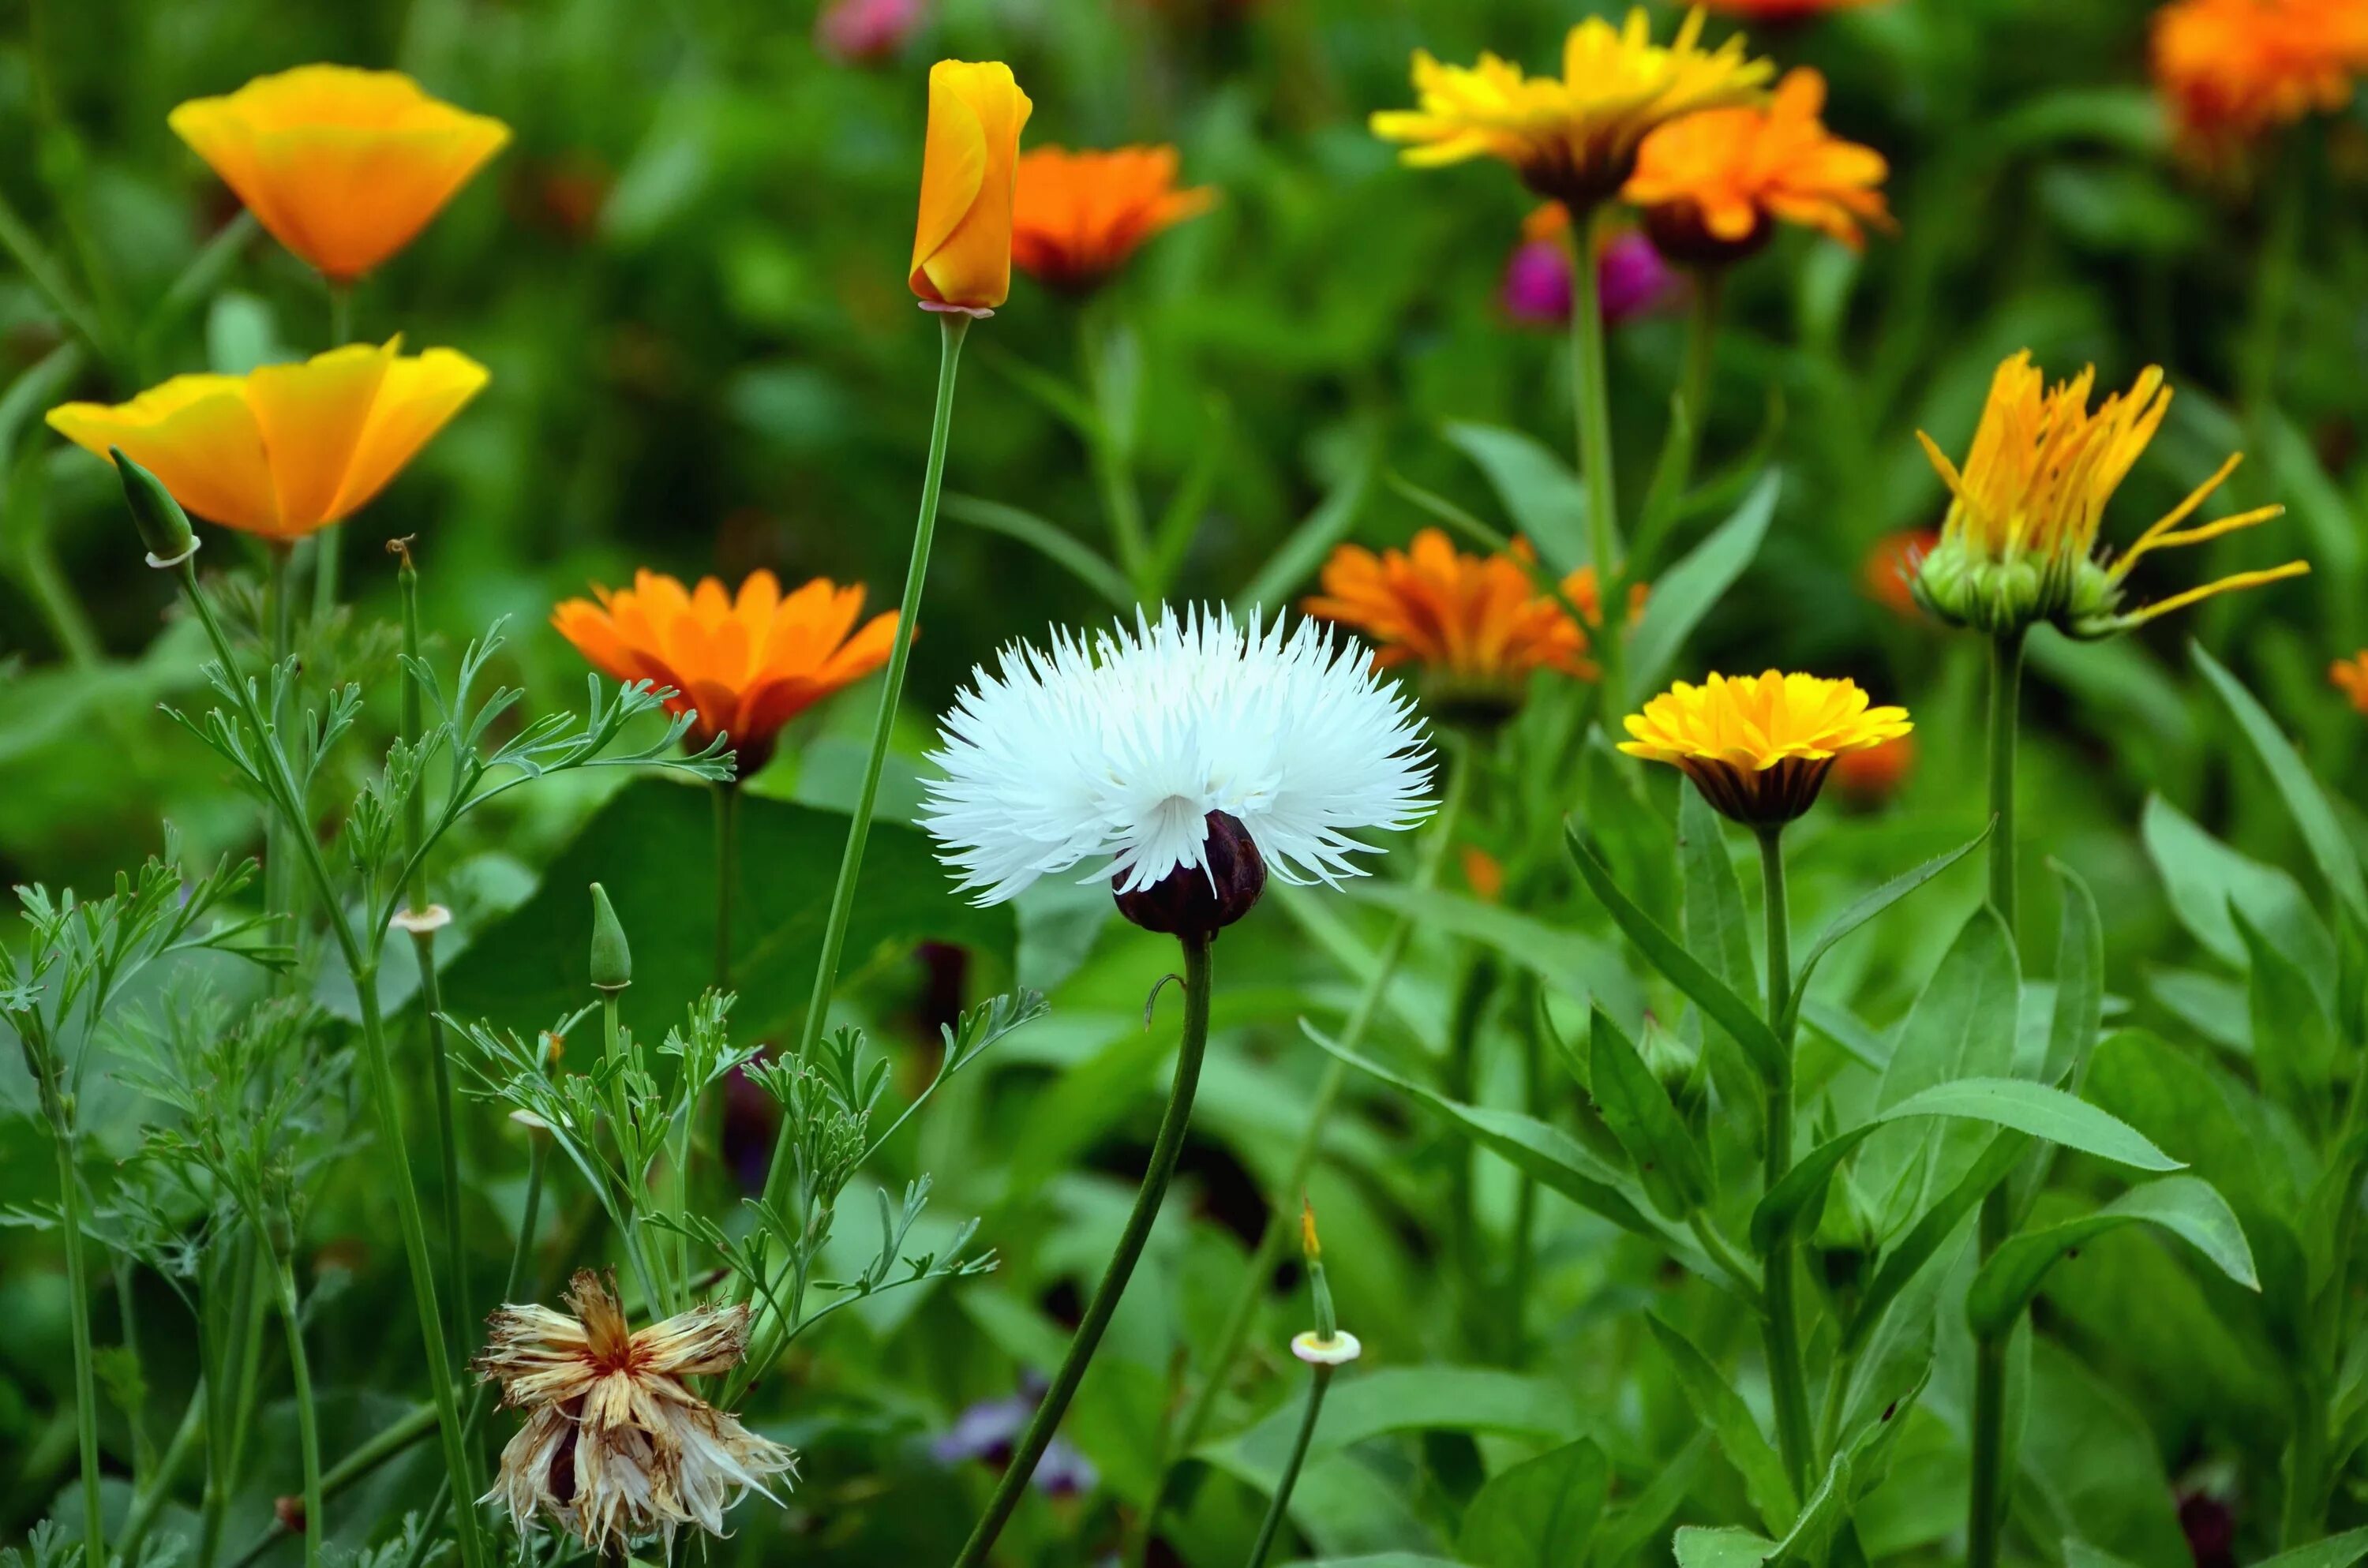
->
[
  {"left": 588, "top": 882, "right": 631, "bottom": 992},
  {"left": 112, "top": 448, "right": 197, "bottom": 567}
]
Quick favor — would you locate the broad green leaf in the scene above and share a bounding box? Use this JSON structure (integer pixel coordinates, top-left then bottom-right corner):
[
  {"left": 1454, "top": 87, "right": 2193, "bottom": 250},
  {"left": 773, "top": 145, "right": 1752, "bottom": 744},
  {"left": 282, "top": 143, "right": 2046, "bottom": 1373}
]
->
[
  {"left": 2194, "top": 642, "right": 2368, "bottom": 922},
  {"left": 1568, "top": 826, "right": 1785, "bottom": 1081},
  {"left": 1843, "top": 1132, "right": 2026, "bottom": 1353},
  {"left": 1591, "top": 1008, "right": 1712, "bottom": 1216},
  {"left": 2042, "top": 860, "right": 2106, "bottom": 1089},
  {"left": 1231, "top": 433, "right": 1378, "bottom": 616},
  {"left": 2018, "top": 1341, "right": 2188, "bottom": 1566},
  {"left": 2233, "top": 904, "right": 2339, "bottom": 1127},
  {"left": 1967, "top": 1176, "right": 2259, "bottom": 1338},
  {"left": 1595, "top": 1433, "right": 1712, "bottom": 1568},
  {"left": 1302, "top": 1024, "right": 1703, "bottom": 1268},
  {"left": 1673, "top": 1527, "right": 1778, "bottom": 1568},
  {"left": 1785, "top": 827, "right": 1991, "bottom": 1021},
  {"left": 1678, "top": 782, "right": 1764, "bottom": 1141},
  {"left": 1626, "top": 471, "right": 1780, "bottom": 698},
  {"left": 1443, "top": 420, "right": 1591, "bottom": 572},
  {"left": 1209, "top": 1364, "right": 1576, "bottom": 1473},
  {"left": 2064, "top": 1541, "right": 2153, "bottom": 1568},
  {"left": 1456, "top": 1438, "right": 1609, "bottom": 1568},
  {"left": 440, "top": 780, "right": 1013, "bottom": 1043},
  {"left": 2141, "top": 793, "right": 2333, "bottom": 982},
  {"left": 2250, "top": 1525, "right": 2368, "bottom": 1568},
  {"left": 942, "top": 493, "right": 1133, "bottom": 608},
  {"left": 1864, "top": 908, "right": 2021, "bottom": 1223},
  {"left": 1647, "top": 1316, "right": 1795, "bottom": 1533},
  {"left": 1754, "top": 1076, "right": 2178, "bottom": 1251}
]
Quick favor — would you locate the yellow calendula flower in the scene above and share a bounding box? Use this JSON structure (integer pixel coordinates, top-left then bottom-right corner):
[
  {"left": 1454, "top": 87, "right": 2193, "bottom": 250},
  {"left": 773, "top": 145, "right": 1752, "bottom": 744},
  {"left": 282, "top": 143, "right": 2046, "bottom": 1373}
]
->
[
  {"left": 1912, "top": 352, "right": 2305, "bottom": 639},
  {"left": 1620, "top": 671, "right": 1911, "bottom": 825},
  {"left": 46, "top": 339, "right": 488, "bottom": 544},
  {"left": 170, "top": 65, "right": 510, "bottom": 283},
  {"left": 909, "top": 60, "right": 1033, "bottom": 313},
  {"left": 1370, "top": 8, "right": 1773, "bottom": 208}
]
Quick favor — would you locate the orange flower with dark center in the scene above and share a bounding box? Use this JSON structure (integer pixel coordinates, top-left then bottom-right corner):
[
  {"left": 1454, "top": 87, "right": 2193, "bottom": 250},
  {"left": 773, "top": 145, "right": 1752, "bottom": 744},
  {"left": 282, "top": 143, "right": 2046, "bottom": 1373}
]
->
[
  {"left": 170, "top": 65, "right": 510, "bottom": 283},
  {"left": 553, "top": 570, "right": 896, "bottom": 773},
  {"left": 1305, "top": 528, "right": 1628, "bottom": 724},
  {"left": 1623, "top": 67, "right": 1890, "bottom": 264},
  {"left": 1011, "top": 146, "right": 1216, "bottom": 292},
  {"left": 2153, "top": 0, "right": 2368, "bottom": 152},
  {"left": 2332, "top": 652, "right": 2368, "bottom": 713}
]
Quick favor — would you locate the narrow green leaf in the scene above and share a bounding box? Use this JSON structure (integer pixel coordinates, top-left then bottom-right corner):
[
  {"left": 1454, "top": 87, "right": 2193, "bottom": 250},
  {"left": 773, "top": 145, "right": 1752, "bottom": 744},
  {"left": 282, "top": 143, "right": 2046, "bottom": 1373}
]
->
[
  {"left": 1863, "top": 907, "right": 2021, "bottom": 1222},
  {"left": 2141, "top": 792, "right": 2333, "bottom": 979},
  {"left": 1458, "top": 1438, "right": 1609, "bottom": 1568},
  {"left": 1626, "top": 471, "right": 1780, "bottom": 698},
  {"left": 2193, "top": 642, "right": 2368, "bottom": 922},
  {"left": 2042, "top": 859, "right": 2105, "bottom": 1090},
  {"left": 2233, "top": 904, "right": 2339, "bottom": 1125},
  {"left": 1966, "top": 1175, "right": 2261, "bottom": 1338},
  {"left": 1785, "top": 826, "right": 1991, "bottom": 1020},
  {"left": 1443, "top": 420, "right": 1591, "bottom": 572},
  {"left": 1591, "top": 1008, "right": 1713, "bottom": 1216},
  {"left": 941, "top": 493, "right": 1134, "bottom": 608},
  {"left": 1568, "top": 825, "right": 1785, "bottom": 1082},
  {"left": 1678, "top": 781, "right": 1764, "bottom": 1131},
  {"left": 1673, "top": 1527, "right": 1778, "bottom": 1568},
  {"left": 1843, "top": 1132, "right": 2026, "bottom": 1353},
  {"left": 2249, "top": 1525, "right": 2368, "bottom": 1568},
  {"left": 1647, "top": 1316, "right": 1796, "bottom": 1534},
  {"left": 1596, "top": 1433, "right": 1712, "bottom": 1568}
]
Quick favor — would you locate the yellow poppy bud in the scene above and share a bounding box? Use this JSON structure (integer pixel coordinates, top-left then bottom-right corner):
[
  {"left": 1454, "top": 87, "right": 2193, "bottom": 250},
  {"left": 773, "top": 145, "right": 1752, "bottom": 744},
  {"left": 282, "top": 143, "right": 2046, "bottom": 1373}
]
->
[
  {"left": 908, "top": 60, "right": 1032, "bottom": 313},
  {"left": 47, "top": 339, "right": 488, "bottom": 544},
  {"left": 170, "top": 65, "right": 510, "bottom": 284}
]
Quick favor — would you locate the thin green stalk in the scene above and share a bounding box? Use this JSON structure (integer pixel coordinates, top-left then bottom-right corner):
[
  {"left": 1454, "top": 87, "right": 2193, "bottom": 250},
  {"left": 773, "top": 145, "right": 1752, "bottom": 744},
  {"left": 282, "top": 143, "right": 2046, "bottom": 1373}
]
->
[
  {"left": 1756, "top": 826, "right": 1813, "bottom": 1494},
  {"left": 713, "top": 780, "right": 738, "bottom": 989},
  {"left": 227, "top": 1243, "right": 269, "bottom": 1514},
  {"left": 952, "top": 933, "right": 1216, "bottom": 1568},
  {"left": 50, "top": 1106, "right": 106, "bottom": 1568},
  {"left": 1967, "top": 627, "right": 2025, "bottom": 1568},
  {"left": 173, "top": 559, "right": 489, "bottom": 1568},
  {"left": 1569, "top": 205, "right": 1627, "bottom": 712},
  {"left": 1632, "top": 268, "right": 1725, "bottom": 575},
  {"left": 117, "top": 1376, "right": 205, "bottom": 1564},
  {"left": 310, "top": 286, "right": 354, "bottom": 627},
  {"left": 397, "top": 544, "right": 470, "bottom": 1372},
  {"left": 600, "top": 990, "right": 669, "bottom": 1314},
  {"left": 1081, "top": 301, "right": 1151, "bottom": 597},
  {"left": 197, "top": 1241, "right": 242, "bottom": 1568},
  {"left": 264, "top": 1243, "right": 324, "bottom": 1568},
  {"left": 751, "top": 313, "right": 971, "bottom": 1249},
  {"left": 1157, "top": 742, "right": 1471, "bottom": 1465},
  {"left": 1503, "top": 983, "right": 1542, "bottom": 1364},
  {"left": 1246, "top": 1366, "right": 1333, "bottom": 1568},
  {"left": 264, "top": 544, "right": 298, "bottom": 978}
]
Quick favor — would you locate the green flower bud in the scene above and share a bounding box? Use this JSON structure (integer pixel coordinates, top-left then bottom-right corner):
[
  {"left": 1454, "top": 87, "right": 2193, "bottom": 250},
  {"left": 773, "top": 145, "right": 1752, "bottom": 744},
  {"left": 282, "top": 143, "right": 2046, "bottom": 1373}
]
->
[
  {"left": 588, "top": 882, "right": 631, "bottom": 991},
  {"left": 112, "top": 448, "right": 197, "bottom": 566}
]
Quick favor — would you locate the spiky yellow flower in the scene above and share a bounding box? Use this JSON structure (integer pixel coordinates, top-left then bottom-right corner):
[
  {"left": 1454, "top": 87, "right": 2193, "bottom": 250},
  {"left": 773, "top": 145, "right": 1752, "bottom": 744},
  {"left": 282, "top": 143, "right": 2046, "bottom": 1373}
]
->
[
  {"left": 1622, "top": 67, "right": 1891, "bottom": 264},
  {"left": 1369, "top": 8, "right": 1774, "bottom": 208},
  {"left": 1912, "top": 352, "right": 2304, "bottom": 639},
  {"left": 475, "top": 1271, "right": 796, "bottom": 1555},
  {"left": 2332, "top": 652, "right": 2368, "bottom": 713},
  {"left": 1620, "top": 671, "right": 1910, "bottom": 825}
]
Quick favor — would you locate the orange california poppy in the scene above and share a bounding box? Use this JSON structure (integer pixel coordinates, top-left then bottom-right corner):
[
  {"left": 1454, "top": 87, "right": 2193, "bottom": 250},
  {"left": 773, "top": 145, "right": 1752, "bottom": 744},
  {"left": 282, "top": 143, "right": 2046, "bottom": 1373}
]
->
[
  {"left": 910, "top": 61, "right": 1033, "bottom": 312},
  {"left": 170, "top": 65, "right": 510, "bottom": 283},
  {"left": 1010, "top": 146, "right": 1217, "bottom": 293},
  {"left": 552, "top": 570, "right": 897, "bottom": 773},
  {"left": 1306, "top": 529, "right": 1626, "bottom": 723},
  {"left": 2332, "top": 652, "right": 2368, "bottom": 713},
  {"left": 2153, "top": 0, "right": 2368, "bottom": 152},
  {"left": 46, "top": 339, "right": 487, "bottom": 543},
  {"left": 1623, "top": 67, "right": 1891, "bottom": 264}
]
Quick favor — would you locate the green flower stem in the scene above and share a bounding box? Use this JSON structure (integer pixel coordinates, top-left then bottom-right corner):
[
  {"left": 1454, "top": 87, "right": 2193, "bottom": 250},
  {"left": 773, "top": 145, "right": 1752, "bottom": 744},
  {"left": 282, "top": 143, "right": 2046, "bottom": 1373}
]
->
[
  {"left": 47, "top": 1098, "right": 105, "bottom": 1568},
  {"left": 227, "top": 1242, "right": 269, "bottom": 1519},
  {"left": 1156, "top": 740, "right": 1471, "bottom": 1479},
  {"left": 264, "top": 542, "right": 298, "bottom": 978},
  {"left": 197, "top": 1238, "right": 251, "bottom": 1568},
  {"left": 1570, "top": 204, "right": 1628, "bottom": 713},
  {"left": 1756, "top": 825, "right": 1814, "bottom": 1494},
  {"left": 172, "top": 559, "right": 489, "bottom": 1568},
  {"left": 1502, "top": 980, "right": 1543, "bottom": 1363},
  {"left": 117, "top": 1376, "right": 204, "bottom": 1565},
  {"left": 953, "top": 932, "right": 1216, "bottom": 1568},
  {"left": 1967, "top": 627, "right": 2025, "bottom": 1568},
  {"left": 1632, "top": 268, "right": 1725, "bottom": 576},
  {"left": 600, "top": 990, "right": 669, "bottom": 1314},
  {"left": 712, "top": 780, "right": 738, "bottom": 990},
  {"left": 1246, "top": 1364, "right": 1335, "bottom": 1568},
  {"left": 1081, "top": 300, "right": 1151, "bottom": 597},
  {"left": 751, "top": 312, "right": 971, "bottom": 1255},
  {"left": 397, "top": 545, "right": 470, "bottom": 1372},
  {"left": 263, "top": 1241, "right": 324, "bottom": 1568}
]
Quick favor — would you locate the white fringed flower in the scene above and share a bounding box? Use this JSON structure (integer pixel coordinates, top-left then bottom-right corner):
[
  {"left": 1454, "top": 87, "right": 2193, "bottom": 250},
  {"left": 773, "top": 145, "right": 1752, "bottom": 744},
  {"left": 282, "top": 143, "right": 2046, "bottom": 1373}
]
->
[
  {"left": 923, "top": 605, "right": 1434, "bottom": 905},
  {"left": 475, "top": 1270, "right": 796, "bottom": 1554}
]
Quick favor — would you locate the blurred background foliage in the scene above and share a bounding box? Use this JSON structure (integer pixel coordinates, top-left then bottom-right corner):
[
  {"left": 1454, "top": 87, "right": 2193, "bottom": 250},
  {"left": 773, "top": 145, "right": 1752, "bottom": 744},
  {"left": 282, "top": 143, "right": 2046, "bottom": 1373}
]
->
[{"left": 6, "top": 0, "right": 2368, "bottom": 1563}]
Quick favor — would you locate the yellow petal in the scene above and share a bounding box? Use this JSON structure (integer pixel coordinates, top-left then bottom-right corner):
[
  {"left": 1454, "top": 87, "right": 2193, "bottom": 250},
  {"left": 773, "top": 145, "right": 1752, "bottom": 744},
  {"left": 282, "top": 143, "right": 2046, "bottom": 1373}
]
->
[{"left": 47, "top": 376, "right": 280, "bottom": 534}]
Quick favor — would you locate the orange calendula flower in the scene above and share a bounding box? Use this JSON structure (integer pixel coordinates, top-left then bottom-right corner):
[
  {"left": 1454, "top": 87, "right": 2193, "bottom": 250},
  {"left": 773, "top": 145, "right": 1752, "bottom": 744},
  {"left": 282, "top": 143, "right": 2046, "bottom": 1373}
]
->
[
  {"left": 1623, "top": 67, "right": 1891, "bottom": 264},
  {"left": 2153, "top": 0, "right": 2368, "bottom": 154},
  {"left": 1460, "top": 844, "right": 1507, "bottom": 902},
  {"left": 46, "top": 339, "right": 487, "bottom": 544},
  {"left": 910, "top": 61, "right": 1033, "bottom": 313},
  {"left": 1304, "top": 528, "right": 1623, "bottom": 724},
  {"left": 2331, "top": 652, "right": 2368, "bottom": 713},
  {"left": 1010, "top": 145, "right": 1216, "bottom": 293},
  {"left": 1370, "top": 8, "right": 1774, "bottom": 208},
  {"left": 1621, "top": 670, "right": 1911, "bottom": 826},
  {"left": 170, "top": 65, "right": 510, "bottom": 283},
  {"left": 1913, "top": 352, "right": 2305, "bottom": 638},
  {"left": 1833, "top": 731, "right": 1916, "bottom": 806},
  {"left": 553, "top": 570, "right": 896, "bottom": 773}
]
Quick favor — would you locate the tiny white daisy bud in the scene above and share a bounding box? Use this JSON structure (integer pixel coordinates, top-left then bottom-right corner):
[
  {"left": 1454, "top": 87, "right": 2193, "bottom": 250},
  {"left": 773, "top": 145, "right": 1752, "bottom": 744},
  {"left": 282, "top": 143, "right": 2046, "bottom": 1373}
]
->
[
  {"left": 1291, "top": 1330, "right": 1362, "bottom": 1366},
  {"left": 923, "top": 606, "right": 1434, "bottom": 919}
]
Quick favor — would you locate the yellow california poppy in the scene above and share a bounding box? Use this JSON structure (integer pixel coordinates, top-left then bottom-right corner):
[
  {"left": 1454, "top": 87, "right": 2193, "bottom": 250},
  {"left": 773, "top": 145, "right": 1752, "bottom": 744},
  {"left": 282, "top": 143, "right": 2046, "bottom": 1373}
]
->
[
  {"left": 47, "top": 339, "right": 489, "bottom": 543},
  {"left": 909, "top": 61, "right": 1032, "bottom": 312},
  {"left": 170, "top": 65, "right": 511, "bottom": 283},
  {"left": 1620, "top": 671, "right": 1910, "bottom": 825}
]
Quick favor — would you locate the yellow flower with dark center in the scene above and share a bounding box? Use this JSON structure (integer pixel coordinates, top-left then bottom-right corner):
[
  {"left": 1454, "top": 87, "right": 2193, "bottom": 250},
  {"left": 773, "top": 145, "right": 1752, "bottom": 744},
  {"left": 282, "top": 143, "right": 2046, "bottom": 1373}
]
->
[
  {"left": 1620, "top": 670, "right": 1910, "bottom": 825},
  {"left": 2332, "top": 652, "right": 2368, "bottom": 713},
  {"left": 1370, "top": 8, "right": 1774, "bottom": 209},
  {"left": 553, "top": 569, "right": 897, "bottom": 775},
  {"left": 1304, "top": 528, "right": 1632, "bottom": 725},
  {"left": 1622, "top": 67, "right": 1891, "bottom": 265},
  {"left": 46, "top": 339, "right": 487, "bottom": 544},
  {"left": 909, "top": 61, "right": 1032, "bottom": 312},
  {"left": 170, "top": 65, "right": 510, "bottom": 283},
  {"left": 1912, "top": 352, "right": 2304, "bottom": 638}
]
